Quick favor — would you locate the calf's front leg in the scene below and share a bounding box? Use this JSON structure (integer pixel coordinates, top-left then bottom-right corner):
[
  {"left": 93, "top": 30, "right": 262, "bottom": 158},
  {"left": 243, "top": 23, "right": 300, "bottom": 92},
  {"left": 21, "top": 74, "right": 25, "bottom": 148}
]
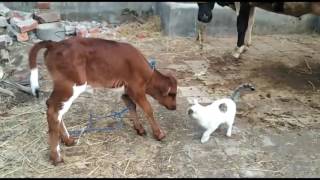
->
[
  {"left": 121, "top": 94, "right": 146, "bottom": 135},
  {"left": 127, "top": 88, "right": 165, "bottom": 140}
]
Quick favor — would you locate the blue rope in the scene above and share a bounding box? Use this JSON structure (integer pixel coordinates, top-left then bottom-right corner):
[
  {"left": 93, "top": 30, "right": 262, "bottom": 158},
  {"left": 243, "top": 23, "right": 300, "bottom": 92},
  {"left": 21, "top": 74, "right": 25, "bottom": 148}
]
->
[
  {"left": 68, "top": 59, "right": 157, "bottom": 137},
  {"left": 149, "top": 58, "right": 156, "bottom": 70},
  {"left": 68, "top": 106, "right": 130, "bottom": 137}
]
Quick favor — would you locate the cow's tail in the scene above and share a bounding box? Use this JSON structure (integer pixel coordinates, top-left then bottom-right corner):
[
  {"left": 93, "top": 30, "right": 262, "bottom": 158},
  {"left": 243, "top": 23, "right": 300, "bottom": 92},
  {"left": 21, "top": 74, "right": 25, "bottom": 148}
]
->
[
  {"left": 29, "top": 40, "right": 54, "bottom": 98},
  {"left": 230, "top": 83, "right": 255, "bottom": 102}
]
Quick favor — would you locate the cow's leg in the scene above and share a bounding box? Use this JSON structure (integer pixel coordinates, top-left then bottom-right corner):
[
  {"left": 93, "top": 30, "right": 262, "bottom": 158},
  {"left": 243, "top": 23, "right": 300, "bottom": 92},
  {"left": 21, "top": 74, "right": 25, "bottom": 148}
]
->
[
  {"left": 127, "top": 88, "right": 165, "bottom": 140},
  {"left": 196, "top": 21, "right": 207, "bottom": 50},
  {"left": 121, "top": 94, "right": 146, "bottom": 135},
  {"left": 232, "top": 3, "right": 252, "bottom": 59},
  {"left": 47, "top": 82, "right": 86, "bottom": 165},
  {"left": 244, "top": 7, "right": 255, "bottom": 47}
]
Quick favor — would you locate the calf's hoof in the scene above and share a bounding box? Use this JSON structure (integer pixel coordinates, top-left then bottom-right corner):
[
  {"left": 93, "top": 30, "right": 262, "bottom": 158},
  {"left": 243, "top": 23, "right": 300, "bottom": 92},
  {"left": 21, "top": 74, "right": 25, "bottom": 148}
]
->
[
  {"left": 154, "top": 130, "right": 166, "bottom": 141},
  {"left": 50, "top": 153, "right": 64, "bottom": 166},
  {"left": 136, "top": 127, "right": 147, "bottom": 136},
  {"left": 62, "top": 136, "right": 77, "bottom": 146}
]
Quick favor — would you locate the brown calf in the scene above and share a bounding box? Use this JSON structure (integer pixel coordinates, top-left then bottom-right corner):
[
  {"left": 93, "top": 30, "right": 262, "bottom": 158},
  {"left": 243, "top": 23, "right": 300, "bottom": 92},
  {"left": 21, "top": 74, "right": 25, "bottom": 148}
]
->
[{"left": 29, "top": 37, "right": 178, "bottom": 165}]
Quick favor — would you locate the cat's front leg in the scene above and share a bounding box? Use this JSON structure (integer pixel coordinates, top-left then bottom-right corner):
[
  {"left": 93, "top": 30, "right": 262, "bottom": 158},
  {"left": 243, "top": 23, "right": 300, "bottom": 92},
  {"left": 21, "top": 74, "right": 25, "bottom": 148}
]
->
[{"left": 200, "top": 126, "right": 219, "bottom": 143}]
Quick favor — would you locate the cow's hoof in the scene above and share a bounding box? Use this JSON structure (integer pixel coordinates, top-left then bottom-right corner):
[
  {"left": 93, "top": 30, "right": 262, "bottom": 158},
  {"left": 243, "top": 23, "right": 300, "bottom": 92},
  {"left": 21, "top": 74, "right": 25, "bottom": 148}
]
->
[
  {"left": 243, "top": 45, "right": 249, "bottom": 52},
  {"left": 62, "top": 136, "right": 77, "bottom": 146},
  {"left": 154, "top": 130, "right": 166, "bottom": 141},
  {"left": 232, "top": 52, "right": 240, "bottom": 59}
]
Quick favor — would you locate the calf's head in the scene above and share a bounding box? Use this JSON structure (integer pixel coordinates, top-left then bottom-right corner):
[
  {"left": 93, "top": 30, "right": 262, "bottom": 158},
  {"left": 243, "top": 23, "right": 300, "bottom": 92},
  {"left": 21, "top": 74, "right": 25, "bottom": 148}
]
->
[
  {"left": 147, "top": 71, "right": 178, "bottom": 110},
  {"left": 197, "top": 2, "right": 215, "bottom": 23}
]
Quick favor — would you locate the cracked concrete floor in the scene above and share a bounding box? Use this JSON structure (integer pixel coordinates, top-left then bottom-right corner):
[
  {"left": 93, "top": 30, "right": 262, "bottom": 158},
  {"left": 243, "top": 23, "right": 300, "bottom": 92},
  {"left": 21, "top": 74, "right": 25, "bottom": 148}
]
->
[{"left": 1, "top": 33, "right": 320, "bottom": 177}]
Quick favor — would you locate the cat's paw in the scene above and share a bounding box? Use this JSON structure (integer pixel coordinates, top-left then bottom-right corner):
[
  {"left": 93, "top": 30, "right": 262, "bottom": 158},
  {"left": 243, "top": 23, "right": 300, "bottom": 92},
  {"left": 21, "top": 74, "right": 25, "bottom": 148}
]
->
[
  {"left": 226, "top": 130, "right": 231, "bottom": 137},
  {"left": 226, "top": 131, "right": 232, "bottom": 137},
  {"left": 201, "top": 135, "right": 210, "bottom": 143}
]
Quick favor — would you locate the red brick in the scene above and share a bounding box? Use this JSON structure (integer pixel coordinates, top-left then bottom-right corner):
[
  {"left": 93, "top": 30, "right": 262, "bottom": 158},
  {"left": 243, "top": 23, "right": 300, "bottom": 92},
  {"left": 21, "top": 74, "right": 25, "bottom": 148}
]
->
[
  {"left": 34, "top": 10, "right": 60, "bottom": 24},
  {"left": 17, "top": 32, "right": 29, "bottom": 42},
  {"left": 36, "top": 2, "right": 50, "bottom": 9},
  {"left": 15, "top": 19, "right": 38, "bottom": 33}
]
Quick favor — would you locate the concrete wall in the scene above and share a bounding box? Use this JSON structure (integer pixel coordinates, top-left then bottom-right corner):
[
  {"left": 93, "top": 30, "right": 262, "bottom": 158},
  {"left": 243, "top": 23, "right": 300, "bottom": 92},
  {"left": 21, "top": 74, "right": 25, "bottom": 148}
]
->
[
  {"left": 2, "top": 2, "right": 155, "bottom": 23},
  {"left": 2, "top": 2, "right": 320, "bottom": 37},
  {"left": 156, "top": 2, "right": 320, "bottom": 37}
]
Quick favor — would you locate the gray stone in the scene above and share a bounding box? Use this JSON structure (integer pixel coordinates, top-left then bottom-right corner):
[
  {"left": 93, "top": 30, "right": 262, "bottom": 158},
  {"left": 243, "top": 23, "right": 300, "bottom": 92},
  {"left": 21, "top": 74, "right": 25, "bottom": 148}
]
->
[
  {"left": 0, "top": 49, "right": 10, "bottom": 64},
  {"left": 6, "top": 24, "right": 19, "bottom": 37},
  {"left": 0, "top": 16, "right": 8, "bottom": 27},
  {"left": 0, "top": 3, "right": 10, "bottom": 17},
  {"left": 0, "top": 34, "right": 13, "bottom": 47},
  {"left": 36, "top": 22, "right": 65, "bottom": 41},
  {"left": 64, "top": 24, "right": 76, "bottom": 35}
]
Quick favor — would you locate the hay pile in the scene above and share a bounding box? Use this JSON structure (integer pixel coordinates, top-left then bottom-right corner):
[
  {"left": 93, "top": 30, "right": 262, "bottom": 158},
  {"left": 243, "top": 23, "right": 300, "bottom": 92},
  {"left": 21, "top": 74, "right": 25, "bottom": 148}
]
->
[{"left": 117, "top": 16, "right": 162, "bottom": 40}]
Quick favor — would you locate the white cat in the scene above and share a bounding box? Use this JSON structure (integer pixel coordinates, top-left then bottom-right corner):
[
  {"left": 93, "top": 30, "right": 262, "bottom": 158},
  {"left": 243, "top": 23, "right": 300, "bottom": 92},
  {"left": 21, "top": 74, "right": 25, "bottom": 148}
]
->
[{"left": 187, "top": 83, "right": 255, "bottom": 143}]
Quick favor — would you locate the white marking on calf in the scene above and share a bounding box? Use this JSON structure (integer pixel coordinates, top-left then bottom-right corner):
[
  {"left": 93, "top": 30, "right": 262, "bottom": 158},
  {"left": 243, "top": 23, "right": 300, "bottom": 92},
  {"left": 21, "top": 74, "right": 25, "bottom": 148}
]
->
[
  {"left": 56, "top": 144, "right": 61, "bottom": 160},
  {"left": 58, "top": 82, "right": 87, "bottom": 122},
  {"left": 57, "top": 144, "right": 60, "bottom": 153},
  {"left": 244, "top": 7, "right": 256, "bottom": 46},
  {"left": 30, "top": 68, "right": 39, "bottom": 96}
]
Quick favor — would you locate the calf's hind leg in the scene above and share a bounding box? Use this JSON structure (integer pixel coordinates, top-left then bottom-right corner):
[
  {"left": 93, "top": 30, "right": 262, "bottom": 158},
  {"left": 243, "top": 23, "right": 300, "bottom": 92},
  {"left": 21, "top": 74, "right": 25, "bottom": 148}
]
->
[{"left": 46, "top": 82, "right": 86, "bottom": 165}]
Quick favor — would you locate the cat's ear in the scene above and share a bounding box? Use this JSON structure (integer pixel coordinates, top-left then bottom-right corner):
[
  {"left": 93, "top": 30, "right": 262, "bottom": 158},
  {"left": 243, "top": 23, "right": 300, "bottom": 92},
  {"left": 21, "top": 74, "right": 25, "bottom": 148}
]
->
[{"left": 193, "top": 98, "right": 199, "bottom": 105}]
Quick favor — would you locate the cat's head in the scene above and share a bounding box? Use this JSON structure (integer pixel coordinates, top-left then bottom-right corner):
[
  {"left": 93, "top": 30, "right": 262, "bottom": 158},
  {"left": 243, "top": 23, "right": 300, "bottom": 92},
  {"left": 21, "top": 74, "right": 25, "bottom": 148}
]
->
[{"left": 187, "top": 98, "right": 203, "bottom": 120}]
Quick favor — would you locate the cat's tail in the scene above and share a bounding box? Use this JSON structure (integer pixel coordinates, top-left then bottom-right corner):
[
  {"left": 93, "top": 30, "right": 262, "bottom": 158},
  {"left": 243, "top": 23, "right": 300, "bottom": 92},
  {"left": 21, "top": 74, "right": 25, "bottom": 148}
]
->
[{"left": 230, "top": 83, "right": 255, "bottom": 102}]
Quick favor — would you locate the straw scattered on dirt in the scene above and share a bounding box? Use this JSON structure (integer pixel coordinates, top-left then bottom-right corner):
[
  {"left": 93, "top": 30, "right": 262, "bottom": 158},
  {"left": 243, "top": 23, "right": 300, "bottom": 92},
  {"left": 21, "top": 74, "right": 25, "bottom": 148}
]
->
[{"left": 1, "top": 16, "right": 320, "bottom": 178}]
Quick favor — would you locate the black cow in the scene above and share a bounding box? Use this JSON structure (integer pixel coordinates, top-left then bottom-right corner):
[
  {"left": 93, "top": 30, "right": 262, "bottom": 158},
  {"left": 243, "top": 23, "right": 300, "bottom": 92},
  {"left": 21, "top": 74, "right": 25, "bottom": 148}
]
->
[{"left": 197, "top": 2, "right": 320, "bottom": 58}]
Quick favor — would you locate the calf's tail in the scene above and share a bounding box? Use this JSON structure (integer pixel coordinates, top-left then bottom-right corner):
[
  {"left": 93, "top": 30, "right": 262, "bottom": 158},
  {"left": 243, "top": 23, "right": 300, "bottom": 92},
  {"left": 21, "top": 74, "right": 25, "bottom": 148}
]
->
[{"left": 29, "top": 40, "right": 54, "bottom": 98}]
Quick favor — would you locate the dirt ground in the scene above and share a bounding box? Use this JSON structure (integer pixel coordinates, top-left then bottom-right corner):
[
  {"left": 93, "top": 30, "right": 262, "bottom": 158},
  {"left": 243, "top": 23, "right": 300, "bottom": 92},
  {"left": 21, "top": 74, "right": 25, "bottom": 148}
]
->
[{"left": 1, "top": 18, "right": 320, "bottom": 177}]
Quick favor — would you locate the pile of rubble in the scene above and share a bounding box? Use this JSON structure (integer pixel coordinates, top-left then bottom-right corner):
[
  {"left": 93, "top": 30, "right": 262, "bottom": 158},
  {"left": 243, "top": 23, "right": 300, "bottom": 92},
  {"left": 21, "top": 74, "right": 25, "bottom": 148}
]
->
[
  {"left": 0, "top": 2, "right": 119, "bottom": 97},
  {"left": 0, "top": 2, "right": 119, "bottom": 46}
]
